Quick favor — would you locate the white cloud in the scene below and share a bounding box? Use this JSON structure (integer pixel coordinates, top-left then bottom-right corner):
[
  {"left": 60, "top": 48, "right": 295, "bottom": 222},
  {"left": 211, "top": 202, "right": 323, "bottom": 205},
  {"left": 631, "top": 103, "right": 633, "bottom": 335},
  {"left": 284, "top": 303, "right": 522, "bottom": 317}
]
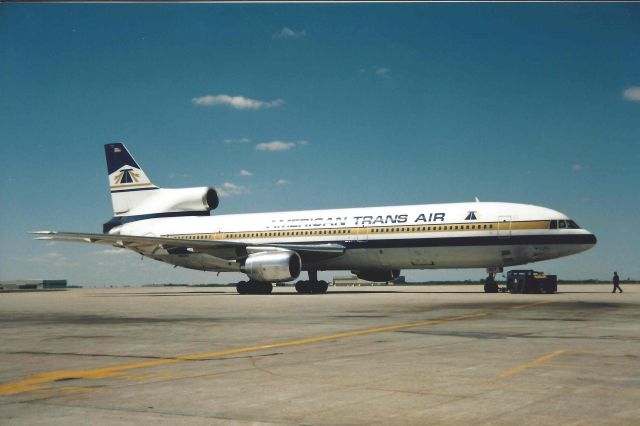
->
[
  {"left": 192, "top": 95, "right": 284, "bottom": 110},
  {"left": 255, "top": 140, "right": 308, "bottom": 152},
  {"left": 217, "top": 182, "right": 250, "bottom": 197},
  {"left": 572, "top": 164, "right": 584, "bottom": 172},
  {"left": 273, "top": 27, "right": 306, "bottom": 39},
  {"left": 239, "top": 169, "right": 253, "bottom": 177},
  {"left": 31, "top": 252, "right": 64, "bottom": 262},
  {"left": 30, "top": 252, "right": 76, "bottom": 267},
  {"left": 255, "top": 141, "right": 296, "bottom": 151},
  {"left": 622, "top": 86, "right": 640, "bottom": 102},
  {"left": 96, "top": 248, "right": 129, "bottom": 256},
  {"left": 223, "top": 138, "right": 251, "bottom": 144},
  {"left": 276, "top": 179, "right": 291, "bottom": 185},
  {"left": 168, "top": 172, "right": 190, "bottom": 179},
  {"left": 375, "top": 66, "right": 391, "bottom": 78}
]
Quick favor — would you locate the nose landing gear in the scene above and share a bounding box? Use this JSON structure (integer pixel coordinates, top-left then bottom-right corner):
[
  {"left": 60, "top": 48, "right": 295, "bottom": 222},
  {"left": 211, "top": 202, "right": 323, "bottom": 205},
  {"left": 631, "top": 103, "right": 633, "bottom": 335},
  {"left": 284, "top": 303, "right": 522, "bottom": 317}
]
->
[{"left": 483, "top": 267, "right": 502, "bottom": 293}]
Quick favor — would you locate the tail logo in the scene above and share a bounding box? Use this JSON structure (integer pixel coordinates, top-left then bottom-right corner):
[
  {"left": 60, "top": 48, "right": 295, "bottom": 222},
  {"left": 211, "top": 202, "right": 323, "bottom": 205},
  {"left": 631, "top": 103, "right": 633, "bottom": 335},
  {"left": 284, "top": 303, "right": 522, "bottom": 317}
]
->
[{"left": 113, "top": 168, "right": 140, "bottom": 185}]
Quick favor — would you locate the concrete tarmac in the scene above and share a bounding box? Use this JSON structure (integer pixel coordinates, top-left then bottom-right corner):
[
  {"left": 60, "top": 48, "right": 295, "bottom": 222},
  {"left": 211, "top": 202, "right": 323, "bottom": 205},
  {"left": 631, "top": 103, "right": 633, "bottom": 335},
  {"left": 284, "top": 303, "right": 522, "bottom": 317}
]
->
[{"left": 1, "top": 285, "right": 639, "bottom": 425}]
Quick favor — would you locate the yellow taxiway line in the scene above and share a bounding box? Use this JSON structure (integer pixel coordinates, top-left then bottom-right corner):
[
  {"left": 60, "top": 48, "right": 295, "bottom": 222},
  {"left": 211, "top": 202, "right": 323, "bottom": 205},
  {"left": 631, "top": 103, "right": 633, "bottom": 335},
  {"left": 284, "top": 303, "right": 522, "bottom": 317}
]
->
[
  {"left": 498, "top": 350, "right": 567, "bottom": 379},
  {"left": 0, "top": 301, "right": 552, "bottom": 397}
]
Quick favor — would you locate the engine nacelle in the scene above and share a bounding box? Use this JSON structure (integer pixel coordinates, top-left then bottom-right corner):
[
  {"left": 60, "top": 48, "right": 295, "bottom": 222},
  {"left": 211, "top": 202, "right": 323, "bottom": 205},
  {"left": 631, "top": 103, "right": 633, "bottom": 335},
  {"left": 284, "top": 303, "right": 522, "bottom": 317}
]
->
[
  {"left": 243, "top": 251, "right": 301, "bottom": 282},
  {"left": 127, "top": 187, "right": 219, "bottom": 215},
  {"left": 353, "top": 269, "right": 400, "bottom": 283}
]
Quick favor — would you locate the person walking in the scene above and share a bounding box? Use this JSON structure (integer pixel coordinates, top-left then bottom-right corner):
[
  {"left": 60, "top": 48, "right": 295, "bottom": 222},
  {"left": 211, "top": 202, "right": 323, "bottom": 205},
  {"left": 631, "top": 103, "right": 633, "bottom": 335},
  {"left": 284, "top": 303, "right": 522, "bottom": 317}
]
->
[{"left": 612, "top": 271, "right": 623, "bottom": 293}]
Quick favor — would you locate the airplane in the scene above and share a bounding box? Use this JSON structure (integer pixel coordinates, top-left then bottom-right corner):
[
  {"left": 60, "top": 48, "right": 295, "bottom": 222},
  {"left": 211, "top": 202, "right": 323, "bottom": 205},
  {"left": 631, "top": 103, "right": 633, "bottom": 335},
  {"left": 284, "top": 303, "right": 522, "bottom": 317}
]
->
[{"left": 33, "top": 143, "right": 597, "bottom": 294}]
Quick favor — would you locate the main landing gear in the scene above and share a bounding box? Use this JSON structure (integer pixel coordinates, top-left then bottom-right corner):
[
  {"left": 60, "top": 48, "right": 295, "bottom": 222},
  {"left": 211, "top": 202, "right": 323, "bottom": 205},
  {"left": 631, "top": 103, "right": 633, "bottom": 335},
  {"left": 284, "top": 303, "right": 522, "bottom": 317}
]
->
[
  {"left": 235, "top": 271, "right": 329, "bottom": 295},
  {"left": 295, "top": 270, "right": 329, "bottom": 294},
  {"left": 236, "top": 280, "right": 273, "bottom": 295}
]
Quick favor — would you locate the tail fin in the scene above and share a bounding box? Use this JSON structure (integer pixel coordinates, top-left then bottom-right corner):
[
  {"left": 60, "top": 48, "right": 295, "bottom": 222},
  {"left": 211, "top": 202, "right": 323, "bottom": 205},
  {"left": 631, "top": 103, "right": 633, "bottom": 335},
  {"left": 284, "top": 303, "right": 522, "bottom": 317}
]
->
[
  {"left": 103, "top": 143, "right": 217, "bottom": 234},
  {"left": 105, "top": 143, "right": 159, "bottom": 215}
]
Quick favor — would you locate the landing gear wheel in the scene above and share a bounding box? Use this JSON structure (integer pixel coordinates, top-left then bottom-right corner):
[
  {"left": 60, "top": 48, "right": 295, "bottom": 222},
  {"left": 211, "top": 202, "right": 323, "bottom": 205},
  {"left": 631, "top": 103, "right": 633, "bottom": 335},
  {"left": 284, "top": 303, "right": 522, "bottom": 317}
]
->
[
  {"left": 484, "top": 282, "right": 499, "bottom": 293},
  {"left": 484, "top": 274, "right": 498, "bottom": 293},
  {"left": 295, "top": 279, "right": 328, "bottom": 294},
  {"left": 237, "top": 281, "right": 272, "bottom": 294},
  {"left": 259, "top": 281, "right": 273, "bottom": 295},
  {"left": 314, "top": 280, "right": 329, "bottom": 294},
  {"left": 237, "top": 281, "right": 249, "bottom": 294},
  {"left": 295, "top": 280, "right": 312, "bottom": 294}
]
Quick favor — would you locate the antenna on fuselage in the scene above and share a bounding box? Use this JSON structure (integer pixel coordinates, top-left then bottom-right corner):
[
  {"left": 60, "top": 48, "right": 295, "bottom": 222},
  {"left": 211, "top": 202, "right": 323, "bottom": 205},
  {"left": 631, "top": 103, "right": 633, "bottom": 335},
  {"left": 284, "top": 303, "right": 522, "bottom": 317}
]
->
[{"left": 475, "top": 197, "right": 480, "bottom": 202}]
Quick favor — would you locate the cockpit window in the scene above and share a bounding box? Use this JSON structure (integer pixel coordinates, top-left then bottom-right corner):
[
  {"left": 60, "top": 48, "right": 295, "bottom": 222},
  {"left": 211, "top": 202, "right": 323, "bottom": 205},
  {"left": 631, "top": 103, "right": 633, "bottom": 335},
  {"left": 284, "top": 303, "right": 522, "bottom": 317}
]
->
[{"left": 550, "top": 219, "right": 580, "bottom": 229}]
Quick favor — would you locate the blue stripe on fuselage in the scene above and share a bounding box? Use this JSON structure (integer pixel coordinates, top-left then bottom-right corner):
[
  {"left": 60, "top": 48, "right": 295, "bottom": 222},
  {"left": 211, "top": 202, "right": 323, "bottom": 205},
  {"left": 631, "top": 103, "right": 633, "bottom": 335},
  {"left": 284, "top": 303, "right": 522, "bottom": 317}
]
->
[
  {"left": 266, "top": 234, "right": 596, "bottom": 249},
  {"left": 103, "top": 211, "right": 210, "bottom": 233}
]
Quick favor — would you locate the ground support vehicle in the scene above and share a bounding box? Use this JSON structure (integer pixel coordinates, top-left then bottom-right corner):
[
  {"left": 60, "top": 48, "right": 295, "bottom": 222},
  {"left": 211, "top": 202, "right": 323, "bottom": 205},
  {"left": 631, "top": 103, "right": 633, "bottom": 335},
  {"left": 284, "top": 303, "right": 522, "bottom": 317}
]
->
[{"left": 506, "top": 270, "right": 557, "bottom": 294}]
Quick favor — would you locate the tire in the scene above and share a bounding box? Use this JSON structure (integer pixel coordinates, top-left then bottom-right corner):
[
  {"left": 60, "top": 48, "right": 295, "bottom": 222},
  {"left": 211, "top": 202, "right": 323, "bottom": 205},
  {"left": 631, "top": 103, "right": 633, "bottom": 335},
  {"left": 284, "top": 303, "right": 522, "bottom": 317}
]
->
[
  {"left": 313, "top": 280, "right": 329, "bottom": 294},
  {"left": 484, "top": 283, "right": 498, "bottom": 293},
  {"left": 295, "top": 281, "right": 309, "bottom": 294},
  {"left": 236, "top": 281, "right": 249, "bottom": 295}
]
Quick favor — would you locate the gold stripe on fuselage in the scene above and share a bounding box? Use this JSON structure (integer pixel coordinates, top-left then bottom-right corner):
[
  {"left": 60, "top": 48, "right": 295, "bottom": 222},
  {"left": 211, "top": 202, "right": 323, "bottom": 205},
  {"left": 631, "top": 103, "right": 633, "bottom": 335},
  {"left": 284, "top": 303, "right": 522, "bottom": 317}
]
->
[{"left": 162, "top": 220, "right": 551, "bottom": 242}]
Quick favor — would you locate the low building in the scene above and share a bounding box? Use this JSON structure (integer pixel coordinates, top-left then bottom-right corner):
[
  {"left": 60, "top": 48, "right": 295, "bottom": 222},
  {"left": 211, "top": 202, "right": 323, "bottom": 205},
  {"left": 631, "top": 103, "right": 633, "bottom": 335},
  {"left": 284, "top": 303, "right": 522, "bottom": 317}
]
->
[
  {"left": 0, "top": 280, "right": 67, "bottom": 290},
  {"left": 332, "top": 276, "right": 384, "bottom": 286},
  {"left": 332, "top": 275, "right": 405, "bottom": 286}
]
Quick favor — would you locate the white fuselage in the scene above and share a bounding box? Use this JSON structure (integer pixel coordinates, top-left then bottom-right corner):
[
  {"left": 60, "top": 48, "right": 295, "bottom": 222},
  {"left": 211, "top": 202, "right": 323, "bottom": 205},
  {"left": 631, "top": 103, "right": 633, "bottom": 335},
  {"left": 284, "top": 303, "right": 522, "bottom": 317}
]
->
[{"left": 114, "top": 202, "right": 596, "bottom": 273}]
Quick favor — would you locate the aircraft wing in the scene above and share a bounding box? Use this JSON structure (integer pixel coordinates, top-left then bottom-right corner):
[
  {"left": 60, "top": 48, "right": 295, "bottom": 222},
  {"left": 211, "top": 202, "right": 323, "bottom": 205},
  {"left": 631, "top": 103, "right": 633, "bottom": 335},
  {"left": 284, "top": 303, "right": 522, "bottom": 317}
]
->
[{"left": 31, "top": 231, "right": 345, "bottom": 261}]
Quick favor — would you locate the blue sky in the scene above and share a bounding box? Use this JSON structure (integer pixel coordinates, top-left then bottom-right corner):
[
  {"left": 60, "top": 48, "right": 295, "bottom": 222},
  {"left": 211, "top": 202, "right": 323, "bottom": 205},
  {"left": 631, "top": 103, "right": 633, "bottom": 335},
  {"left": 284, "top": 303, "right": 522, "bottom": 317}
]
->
[{"left": 1, "top": 3, "right": 638, "bottom": 286}]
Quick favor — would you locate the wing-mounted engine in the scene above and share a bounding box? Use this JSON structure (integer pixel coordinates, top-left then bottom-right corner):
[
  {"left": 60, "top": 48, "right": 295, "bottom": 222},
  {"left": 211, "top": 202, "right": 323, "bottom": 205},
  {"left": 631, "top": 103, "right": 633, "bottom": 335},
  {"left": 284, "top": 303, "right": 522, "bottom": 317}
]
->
[
  {"left": 353, "top": 269, "right": 400, "bottom": 283},
  {"left": 243, "top": 251, "right": 302, "bottom": 282}
]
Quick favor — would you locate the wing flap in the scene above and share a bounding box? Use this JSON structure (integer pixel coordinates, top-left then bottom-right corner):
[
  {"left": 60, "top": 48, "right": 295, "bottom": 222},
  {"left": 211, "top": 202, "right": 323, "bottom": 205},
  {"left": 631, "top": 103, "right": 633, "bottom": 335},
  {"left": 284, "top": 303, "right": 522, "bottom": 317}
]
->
[
  {"left": 32, "top": 231, "right": 243, "bottom": 249},
  {"left": 31, "top": 231, "right": 345, "bottom": 259}
]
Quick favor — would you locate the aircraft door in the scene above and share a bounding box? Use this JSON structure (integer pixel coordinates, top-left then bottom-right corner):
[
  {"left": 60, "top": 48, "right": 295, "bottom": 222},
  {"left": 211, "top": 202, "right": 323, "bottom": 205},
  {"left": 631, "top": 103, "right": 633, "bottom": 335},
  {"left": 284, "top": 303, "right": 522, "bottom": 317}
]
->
[
  {"left": 355, "top": 225, "right": 367, "bottom": 243},
  {"left": 497, "top": 216, "right": 512, "bottom": 238},
  {"left": 357, "top": 225, "right": 381, "bottom": 267}
]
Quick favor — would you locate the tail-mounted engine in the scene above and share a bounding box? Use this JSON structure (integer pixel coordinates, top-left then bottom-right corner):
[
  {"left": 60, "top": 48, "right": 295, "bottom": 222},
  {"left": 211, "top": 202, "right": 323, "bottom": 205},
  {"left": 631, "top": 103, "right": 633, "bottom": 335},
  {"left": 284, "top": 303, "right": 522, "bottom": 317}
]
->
[
  {"left": 127, "top": 187, "right": 219, "bottom": 216},
  {"left": 243, "top": 251, "right": 301, "bottom": 282}
]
